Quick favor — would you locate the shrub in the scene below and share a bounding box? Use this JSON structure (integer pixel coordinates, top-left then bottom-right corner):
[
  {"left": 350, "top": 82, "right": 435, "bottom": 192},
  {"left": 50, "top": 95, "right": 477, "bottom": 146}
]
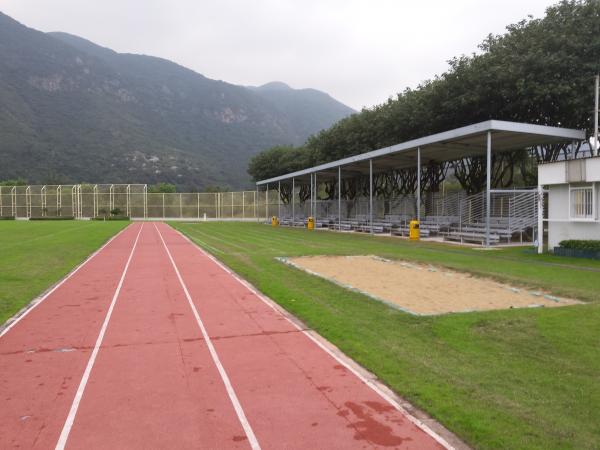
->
[
  {"left": 91, "top": 216, "right": 130, "bottom": 221},
  {"left": 558, "top": 240, "right": 600, "bottom": 252},
  {"left": 28, "top": 216, "right": 75, "bottom": 220}
]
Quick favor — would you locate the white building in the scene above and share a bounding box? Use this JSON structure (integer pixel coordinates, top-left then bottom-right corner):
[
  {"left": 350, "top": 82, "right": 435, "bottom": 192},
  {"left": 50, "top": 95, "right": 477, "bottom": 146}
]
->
[{"left": 538, "top": 156, "right": 600, "bottom": 251}]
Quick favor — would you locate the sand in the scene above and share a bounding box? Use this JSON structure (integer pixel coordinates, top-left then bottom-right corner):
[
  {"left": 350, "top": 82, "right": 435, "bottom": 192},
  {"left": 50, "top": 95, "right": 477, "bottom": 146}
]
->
[{"left": 284, "top": 255, "right": 581, "bottom": 315}]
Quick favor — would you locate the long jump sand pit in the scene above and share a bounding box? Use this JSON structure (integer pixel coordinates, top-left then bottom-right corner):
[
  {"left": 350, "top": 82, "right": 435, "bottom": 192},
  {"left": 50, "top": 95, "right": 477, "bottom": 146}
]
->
[{"left": 283, "top": 255, "right": 581, "bottom": 315}]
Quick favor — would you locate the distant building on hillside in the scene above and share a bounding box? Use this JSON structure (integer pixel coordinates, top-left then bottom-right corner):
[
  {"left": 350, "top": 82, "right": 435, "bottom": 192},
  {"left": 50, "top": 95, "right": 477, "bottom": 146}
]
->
[{"left": 538, "top": 155, "right": 600, "bottom": 251}]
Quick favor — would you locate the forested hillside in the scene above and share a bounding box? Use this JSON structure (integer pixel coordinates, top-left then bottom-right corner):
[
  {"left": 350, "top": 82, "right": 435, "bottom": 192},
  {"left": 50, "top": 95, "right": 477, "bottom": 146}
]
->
[{"left": 0, "top": 12, "right": 354, "bottom": 189}]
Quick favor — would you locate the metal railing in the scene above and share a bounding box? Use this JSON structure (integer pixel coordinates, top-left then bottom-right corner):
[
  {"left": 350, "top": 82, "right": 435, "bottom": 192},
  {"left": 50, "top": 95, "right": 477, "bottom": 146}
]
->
[{"left": 0, "top": 184, "right": 281, "bottom": 220}]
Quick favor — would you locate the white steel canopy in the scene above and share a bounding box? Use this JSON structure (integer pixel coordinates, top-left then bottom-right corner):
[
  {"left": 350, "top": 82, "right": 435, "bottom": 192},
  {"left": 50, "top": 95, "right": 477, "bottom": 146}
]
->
[{"left": 256, "top": 120, "right": 585, "bottom": 185}]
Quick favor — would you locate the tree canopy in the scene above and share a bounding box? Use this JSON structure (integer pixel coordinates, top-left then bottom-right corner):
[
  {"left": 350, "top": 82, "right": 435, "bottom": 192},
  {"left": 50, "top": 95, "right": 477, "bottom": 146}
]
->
[{"left": 248, "top": 0, "right": 600, "bottom": 197}]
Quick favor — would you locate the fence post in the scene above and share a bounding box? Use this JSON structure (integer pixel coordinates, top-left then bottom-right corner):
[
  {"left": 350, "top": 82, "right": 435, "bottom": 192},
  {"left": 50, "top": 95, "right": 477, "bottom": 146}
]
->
[
  {"left": 11, "top": 186, "right": 16, "bottom": 217},
  {"left": 26, "top": 186, "right": 31, "bottom": 218},
  {"left": 41, "top": 186, "right": 46, "bottom": 217}
]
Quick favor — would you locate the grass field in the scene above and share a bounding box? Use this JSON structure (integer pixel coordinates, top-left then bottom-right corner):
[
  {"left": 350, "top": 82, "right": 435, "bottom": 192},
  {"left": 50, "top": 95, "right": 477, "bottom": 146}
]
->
[
  {"left": 0, "top": 221, "right": 127, "bottom": 326},
  {"left": 173, "top": 222, "right": 600, "bottom": 450}
]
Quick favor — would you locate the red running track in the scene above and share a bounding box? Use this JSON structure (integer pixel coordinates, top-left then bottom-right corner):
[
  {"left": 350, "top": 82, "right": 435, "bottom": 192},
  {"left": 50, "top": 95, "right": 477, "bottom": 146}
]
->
[{"left": 0, "top": 222, "right": 449, "bottom": 449}]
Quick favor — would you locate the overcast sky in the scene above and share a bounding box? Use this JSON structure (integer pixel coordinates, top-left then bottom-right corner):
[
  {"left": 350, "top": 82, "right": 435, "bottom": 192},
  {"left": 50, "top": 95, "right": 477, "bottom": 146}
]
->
[{"left": 2, "top": 0, "right": 556, "bottom": 110}]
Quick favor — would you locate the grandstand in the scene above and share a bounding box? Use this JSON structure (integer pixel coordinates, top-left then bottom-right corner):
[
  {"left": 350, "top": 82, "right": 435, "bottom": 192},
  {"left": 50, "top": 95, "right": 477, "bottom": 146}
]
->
[{"left": 256, "top": 120, "right": 586, "bottom": 246}]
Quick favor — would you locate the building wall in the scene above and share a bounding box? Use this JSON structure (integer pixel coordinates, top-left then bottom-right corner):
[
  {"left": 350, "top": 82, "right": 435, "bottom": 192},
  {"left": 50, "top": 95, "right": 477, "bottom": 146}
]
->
[{"left": 547, "top": 183, "right": 600, "bottom": 249}]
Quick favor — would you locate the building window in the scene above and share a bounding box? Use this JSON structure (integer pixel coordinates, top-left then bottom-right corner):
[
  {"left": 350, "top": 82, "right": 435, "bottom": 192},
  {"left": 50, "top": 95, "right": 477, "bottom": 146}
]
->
[{"left": 569, "top": 185, "right": 594, "bottom": 220}]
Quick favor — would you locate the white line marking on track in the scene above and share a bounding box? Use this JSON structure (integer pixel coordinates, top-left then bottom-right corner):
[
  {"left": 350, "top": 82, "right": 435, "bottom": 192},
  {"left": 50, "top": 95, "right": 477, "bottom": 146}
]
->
[
  {"left": 172, "top": 225, "right": 455, "bottom": 450},
  {"left": 153, "top": 223, "right": 261, "bottom": 450},
  {"left": 55, "top": 223, "right": 144, "bottom": 450},
  {"left": 0, "top": 224, "right": 133, "bottom": 340}
]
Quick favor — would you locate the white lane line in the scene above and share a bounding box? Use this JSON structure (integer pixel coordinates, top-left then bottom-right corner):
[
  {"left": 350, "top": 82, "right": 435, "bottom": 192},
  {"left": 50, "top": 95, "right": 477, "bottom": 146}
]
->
[
  {"left": 153, "top": 223, "right": 261, "bottom": 450},
  {"left": 171, "top": 225, "right": 455, "bottom": 450},
  {"left": 55, "top": 223, "right": 144, "bottom": 450},
  {"left": 0, "top": 224, "right": 133, "bottom": 339}
]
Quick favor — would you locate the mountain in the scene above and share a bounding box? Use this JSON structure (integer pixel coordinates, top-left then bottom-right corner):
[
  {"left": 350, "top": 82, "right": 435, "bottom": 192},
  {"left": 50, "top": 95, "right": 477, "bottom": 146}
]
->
[
  {"left": 250, "top": 82, "right": 355, "bottom": 142},
  {"left": 0, "top": 12, "right": 354, "bottom": 189}
]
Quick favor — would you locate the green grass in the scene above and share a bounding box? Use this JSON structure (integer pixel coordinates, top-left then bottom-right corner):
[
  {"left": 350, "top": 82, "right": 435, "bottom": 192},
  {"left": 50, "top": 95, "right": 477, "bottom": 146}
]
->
[
  {"left": 172, "top": 222, "right": 600, "bottom": 450},
  {"left": 0, "top": 221, "right": 127, "bottom": 326}
]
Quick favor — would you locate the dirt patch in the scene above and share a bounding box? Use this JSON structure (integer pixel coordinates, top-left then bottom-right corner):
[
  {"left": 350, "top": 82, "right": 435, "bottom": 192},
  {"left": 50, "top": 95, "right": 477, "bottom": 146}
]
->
[{"left": 283, "top": 255, "right": 581, "bottom": 315}]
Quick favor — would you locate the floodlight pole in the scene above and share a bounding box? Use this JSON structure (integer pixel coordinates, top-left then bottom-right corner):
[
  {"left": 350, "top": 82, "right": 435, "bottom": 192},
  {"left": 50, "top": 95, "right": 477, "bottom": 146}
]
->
[
  {"left": 338, "top": 166, "right": 342, "bottom": 231},
  {"left": 594, "top": 74, "right": 599, "bottom": 156},
  {"left": 417, "top": 147, "right": 421, "bottom": 221},
  {"left": 369, "top": 159, "right": 373, "bottom": 234},
  {"left": 537, "top": 184, "right": 544, "bottom": 254},
  {"left": 486, "top": 131, "right": 492, "bottom": 247}
]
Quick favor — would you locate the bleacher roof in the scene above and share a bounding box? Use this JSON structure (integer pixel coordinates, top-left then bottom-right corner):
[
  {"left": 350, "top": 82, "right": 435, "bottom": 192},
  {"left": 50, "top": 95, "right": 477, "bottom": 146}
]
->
[{"left": 256, "top": 120, "right": 586, "bottom": 185}]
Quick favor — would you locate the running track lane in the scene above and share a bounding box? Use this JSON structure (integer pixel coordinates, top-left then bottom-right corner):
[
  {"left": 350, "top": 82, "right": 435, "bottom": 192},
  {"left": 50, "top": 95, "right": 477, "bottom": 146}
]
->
[
  {"left": 0, "top": 223, "right": 142, "bottom": 448},
  {"left": 154, "top": 222, "right": 448, "bottom": 450},
  {"left": 0, "top": 221, "right": 449, "bottom": 449}
]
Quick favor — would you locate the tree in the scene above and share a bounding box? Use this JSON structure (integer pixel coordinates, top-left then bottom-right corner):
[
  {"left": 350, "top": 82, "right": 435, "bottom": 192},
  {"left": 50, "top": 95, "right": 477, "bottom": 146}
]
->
[
  {"left": 249, "top": 0, "right": 600, "bottom": 191},
  {"left": 0, "top": 178, "right": 27, "bottom": 186},
  {"left": 148, "top": 182, "right": 176, "bottom": 193}
]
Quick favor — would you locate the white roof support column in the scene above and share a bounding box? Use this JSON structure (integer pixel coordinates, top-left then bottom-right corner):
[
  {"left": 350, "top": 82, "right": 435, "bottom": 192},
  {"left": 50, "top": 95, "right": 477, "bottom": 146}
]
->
[
  {"left": 417, "top": 147, "right": 421, "bottom": 221},
  {"left": 266, "top": 184, "right": 269, "bottom": 221},
  {"left": 309, "top": 173, "right": 313, "bottom": 218},
  {"left": 369, "top": 159, "right": 373, "bottom": 234},
  {"left": 338, "top": 166, "right": 341, "bottom": 231},
  {"left": 314, "top": 172, "right": 317, "bottom": 223},
  {"left": 486, "top": 131, "right": 492, "bottom": 247}
]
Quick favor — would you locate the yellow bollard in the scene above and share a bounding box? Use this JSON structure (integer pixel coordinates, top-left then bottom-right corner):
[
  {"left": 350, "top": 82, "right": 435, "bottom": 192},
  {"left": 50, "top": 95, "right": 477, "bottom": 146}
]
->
[
  {"left": 307, "top": 216, "right": 315, "bottom": 230},
  {"left": 409, "top": 220, "right": 420, "bottom": 240},
  {"left": 271, "top": 216, "right": 279, "bottom": 227}
]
